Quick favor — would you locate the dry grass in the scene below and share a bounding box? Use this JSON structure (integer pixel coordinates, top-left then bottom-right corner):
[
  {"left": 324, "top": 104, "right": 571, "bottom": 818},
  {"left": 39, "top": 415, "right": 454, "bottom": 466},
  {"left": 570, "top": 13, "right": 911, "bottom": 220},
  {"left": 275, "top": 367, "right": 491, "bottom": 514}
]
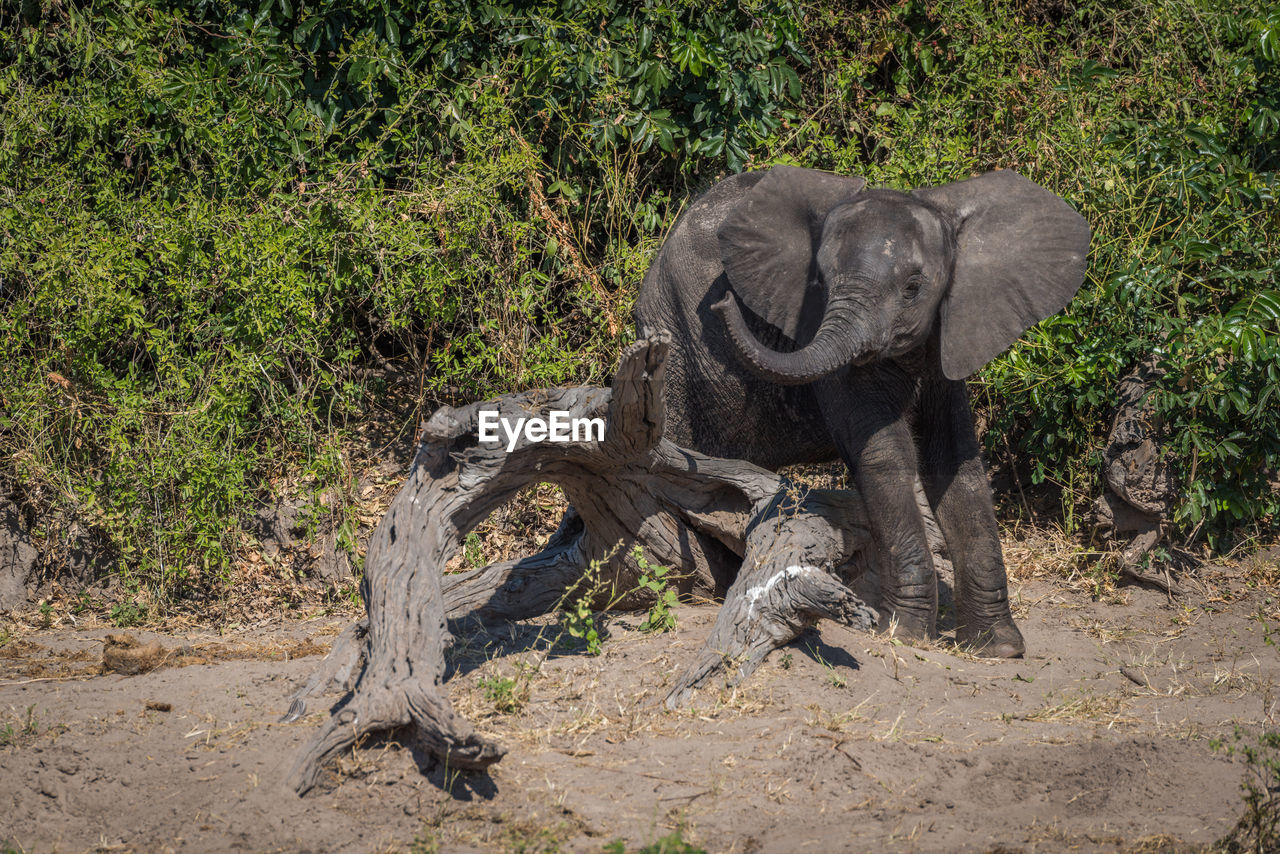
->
[
  {"left": 0, "top": 631, "right": 332, "bottom": 684},
  {"left": 804, "top": 695, "right": 878, "bottom": 733},
  {"left": 780, "top": 461, "right": 851, "bottom": 491},
  {"left": 1023, "top": 821, "right": 1191, "bottom": 854},
  {"left": 1000, "top": 522, "right": 1110, "bottom": 589},
  {"left": 1019, "top": 689, "right": 1134, "bottom": 726},
  {"left": 1074, "top": 618, "right": 1141, "bottom": 644},
  {"left": 667, "top": 680, "right": 781, "bottom": 723},
  {"left": 1193, "top": 662, "right": 1270, "bottom": 699},
  {"left": 1242, "top": 546, "right": 1280, "bottom": 587},
  {"left": 444, "top": 483, "right": 569, "bottom": 574}
]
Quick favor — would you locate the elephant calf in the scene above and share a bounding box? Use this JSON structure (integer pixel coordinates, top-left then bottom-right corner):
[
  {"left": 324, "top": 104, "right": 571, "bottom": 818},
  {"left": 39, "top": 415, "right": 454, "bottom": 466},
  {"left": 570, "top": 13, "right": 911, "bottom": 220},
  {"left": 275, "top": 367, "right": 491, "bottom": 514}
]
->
[{"left": 635, "top": 165, "right": 1090, "bottom": 656}]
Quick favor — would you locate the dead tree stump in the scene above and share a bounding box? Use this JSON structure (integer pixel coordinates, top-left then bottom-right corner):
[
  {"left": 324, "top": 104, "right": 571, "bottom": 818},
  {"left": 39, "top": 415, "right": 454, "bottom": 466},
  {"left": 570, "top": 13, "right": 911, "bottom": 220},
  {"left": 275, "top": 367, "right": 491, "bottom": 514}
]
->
[
  {"left": 1087, "top": 357, "right": 1183, "bottom": 593},
  {"left": 286, "top": 337, "right": 879, "bottom": 795},
  {"left": 664, "top": 486, "right": 876, "bottom": 707}
]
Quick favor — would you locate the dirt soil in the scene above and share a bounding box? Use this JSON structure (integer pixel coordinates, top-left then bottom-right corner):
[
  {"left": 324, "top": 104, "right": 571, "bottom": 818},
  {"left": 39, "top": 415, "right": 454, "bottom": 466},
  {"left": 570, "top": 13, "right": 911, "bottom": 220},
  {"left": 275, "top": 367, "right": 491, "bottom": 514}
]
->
[{"left": 2, "top": 566, "right": 1278, "bottom": 853}]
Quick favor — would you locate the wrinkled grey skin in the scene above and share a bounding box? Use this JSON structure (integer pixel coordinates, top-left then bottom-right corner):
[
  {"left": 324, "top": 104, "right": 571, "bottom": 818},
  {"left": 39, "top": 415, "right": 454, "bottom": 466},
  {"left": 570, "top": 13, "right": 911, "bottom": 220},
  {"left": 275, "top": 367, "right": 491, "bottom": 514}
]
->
[{"left": 635, "top": 166, "right": 1090, "bottom": 656}]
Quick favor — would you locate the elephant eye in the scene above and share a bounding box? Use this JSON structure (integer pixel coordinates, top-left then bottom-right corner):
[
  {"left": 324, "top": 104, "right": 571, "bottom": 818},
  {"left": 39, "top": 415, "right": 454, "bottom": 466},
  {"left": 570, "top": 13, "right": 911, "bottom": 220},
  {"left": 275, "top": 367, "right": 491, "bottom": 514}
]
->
[{"left": 903, "top": 274, "right": 925, "bottom": 302}]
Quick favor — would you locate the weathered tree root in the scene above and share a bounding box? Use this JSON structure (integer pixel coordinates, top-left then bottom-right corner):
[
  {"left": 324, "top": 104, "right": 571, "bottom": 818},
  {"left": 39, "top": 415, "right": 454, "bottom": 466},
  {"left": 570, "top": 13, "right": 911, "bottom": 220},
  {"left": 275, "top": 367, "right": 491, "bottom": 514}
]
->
[
  {"left": 280, "top": 620, "right": 367, "bottom": 724},
  {"left": 287, "top": 336, "right": 881, "bottom": 794},
  {"left": 664, "top": 488, "right": 877, "bottom": 708}
]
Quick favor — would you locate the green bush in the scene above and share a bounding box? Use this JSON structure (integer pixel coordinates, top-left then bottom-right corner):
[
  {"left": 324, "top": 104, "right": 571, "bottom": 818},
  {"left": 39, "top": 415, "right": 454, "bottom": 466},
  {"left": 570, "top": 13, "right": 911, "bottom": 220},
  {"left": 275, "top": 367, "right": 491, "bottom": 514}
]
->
[
  {"left": 1214, "top": 725, "right": 1280, "bottom": 852},
  {"left": 782, "top": 0, "right": 1280, "bottom": 544},
  {"left": 0, "top": 0, "right": 1277, "bottom": 604},
  {"left": 0, "top": 1, "right": 815, "bottom": 598}
]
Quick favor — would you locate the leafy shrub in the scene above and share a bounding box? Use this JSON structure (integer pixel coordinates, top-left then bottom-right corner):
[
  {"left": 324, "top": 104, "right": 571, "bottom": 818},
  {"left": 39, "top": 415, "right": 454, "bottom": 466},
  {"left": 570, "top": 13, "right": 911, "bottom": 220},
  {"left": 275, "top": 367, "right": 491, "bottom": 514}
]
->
[
  {"left": 971, "top": 6, "right": 1280, "bottom": 542},
  {"left": 1214, "top": 726, "right": 1280, "bottom": 852},
  {"left": 0, "top": 1, "right": 812, "bottom": 599},
  {"left": 1, "top": 0, "right": 1278, "bottom": 608},
  {"left": 632, "top": 546, "right": 677, "bottom": 634},
  {"left": 785, "top": 0, "right": 1280, "bottom": 543}
]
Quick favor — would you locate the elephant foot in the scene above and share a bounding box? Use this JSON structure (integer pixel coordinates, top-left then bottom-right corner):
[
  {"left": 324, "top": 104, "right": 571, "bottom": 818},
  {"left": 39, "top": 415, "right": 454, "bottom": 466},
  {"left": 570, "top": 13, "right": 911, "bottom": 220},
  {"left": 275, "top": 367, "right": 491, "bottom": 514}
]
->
[
  {"left": 957, "top": 619, "right": 1024, "bottom": 658},
  {"left": 879, "top": 607, "right": 935, "bottom": 643}
]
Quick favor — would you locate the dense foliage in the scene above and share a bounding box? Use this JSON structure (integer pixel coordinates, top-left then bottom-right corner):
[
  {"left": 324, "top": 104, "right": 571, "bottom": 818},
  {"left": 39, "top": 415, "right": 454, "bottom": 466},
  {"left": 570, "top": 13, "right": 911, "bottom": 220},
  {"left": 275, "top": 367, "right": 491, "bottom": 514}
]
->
[{"left": 1, "top": 0, "right": 1277, "bottom": 597}]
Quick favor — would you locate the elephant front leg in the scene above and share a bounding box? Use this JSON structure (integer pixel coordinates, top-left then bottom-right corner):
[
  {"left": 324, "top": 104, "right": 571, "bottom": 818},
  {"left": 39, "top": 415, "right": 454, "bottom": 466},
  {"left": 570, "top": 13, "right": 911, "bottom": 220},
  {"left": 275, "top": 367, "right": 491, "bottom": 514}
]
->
[
  {"left": 919, "top": 377, "right": 1025, "bottom": 658},
  {"left": 819, "top": 383, "right": 939, "bottom": 641},
  {"left": 864, "top": 459, "right": 942, "bottom": 641}
]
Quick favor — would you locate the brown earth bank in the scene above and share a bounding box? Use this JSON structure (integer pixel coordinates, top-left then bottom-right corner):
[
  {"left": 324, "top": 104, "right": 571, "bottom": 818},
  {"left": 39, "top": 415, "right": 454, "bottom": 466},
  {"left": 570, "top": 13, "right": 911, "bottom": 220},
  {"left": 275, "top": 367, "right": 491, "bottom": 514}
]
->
[{"left": 1, "top": 563, "right": 1278, "bottom": 854}]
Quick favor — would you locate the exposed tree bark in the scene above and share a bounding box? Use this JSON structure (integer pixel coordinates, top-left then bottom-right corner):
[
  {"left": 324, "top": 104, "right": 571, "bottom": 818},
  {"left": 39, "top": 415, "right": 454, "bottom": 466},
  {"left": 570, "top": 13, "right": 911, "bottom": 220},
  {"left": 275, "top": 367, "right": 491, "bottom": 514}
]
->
[
  {"left": 664, "top": 487, "right": 876, "bottom": 708},
  {"left": 286, "top": 337, "right": 883, "bottom": 795},
  {"left": 1087, "top": 357, "right": 1184, "bottom": 593}
]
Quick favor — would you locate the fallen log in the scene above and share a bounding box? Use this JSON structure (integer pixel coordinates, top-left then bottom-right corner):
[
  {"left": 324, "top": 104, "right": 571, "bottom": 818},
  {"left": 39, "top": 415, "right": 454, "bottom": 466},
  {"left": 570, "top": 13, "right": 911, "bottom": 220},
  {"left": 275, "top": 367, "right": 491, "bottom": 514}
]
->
[
  {"left": 663, "top": 487, "right": 876, "bottom": 708},
  {"left": 286, "top": 336, "right": 880, "bottom": 795}
]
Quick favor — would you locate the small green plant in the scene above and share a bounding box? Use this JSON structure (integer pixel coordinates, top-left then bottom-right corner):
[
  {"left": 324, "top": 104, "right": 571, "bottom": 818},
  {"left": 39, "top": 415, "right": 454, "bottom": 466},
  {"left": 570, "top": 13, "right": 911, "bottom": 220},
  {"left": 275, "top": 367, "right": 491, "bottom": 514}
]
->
[
  {"left": 408, "top": 830, "right": 440, "bottom": 854},
  {"left": 1259, "top": 610, "right": 1280, "bottom": 650},
  {"left": 37, "top": 601, "right": 53, "bottom": 628},
  {"left": 1086, "top": 556, "right": 1121, "bottom": 601},
  {"left": 72, "top": 589, "right": 95, "bottom": 615},
  {"left": 502, "top": 823, "right": 569, "bottom": 854},
  {"left": 563, "top": 590, "right": 603, "bottom": 656},
  {"left": 338, "top": 583, "right": 363, "bottom": 609},
  {"left": 632, "top": 547, "right": 678, "bottom": 634},
  {"left": 2, "top": 705, "right": 41, "bottom": 746},
  {"left": 1138, "top": 546, "right": 1172, "bottom": 575},
  {"left": 478, "top": 673, "right": 526, "bottom": 715},
  {"left": 463, "top": 532, "right": 485, "bottom": 569},
  {"left": 108, "top": 602, "right": 146, "bottom": 628},
  {"left": 780, "top": 652, "right": 794, "bottom": 670},
  {"left": 1213, "top": 726, "right": 1280, "bottom": 852},
  {"left": 602, "top": 829, "right": 708, "bottom": 854},
  {"left": 807, "top": 644, "right": 847, "bottom": 689},
  {"left": 559, "top": 554, "right": 617, "bottom": 655}
]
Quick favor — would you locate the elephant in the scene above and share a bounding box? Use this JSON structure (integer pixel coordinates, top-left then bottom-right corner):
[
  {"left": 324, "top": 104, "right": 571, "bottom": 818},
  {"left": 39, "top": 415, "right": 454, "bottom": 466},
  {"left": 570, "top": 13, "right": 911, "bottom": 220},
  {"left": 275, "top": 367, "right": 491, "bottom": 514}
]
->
[{"left": 634, "top": 165, "right": 1090, "bottom": 657}]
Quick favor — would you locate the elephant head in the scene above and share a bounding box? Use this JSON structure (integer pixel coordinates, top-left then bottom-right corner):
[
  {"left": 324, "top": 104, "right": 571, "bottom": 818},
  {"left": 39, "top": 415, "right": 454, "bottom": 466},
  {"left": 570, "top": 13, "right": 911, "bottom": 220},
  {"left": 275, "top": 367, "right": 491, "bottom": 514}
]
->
[{"left": 710, "top": 166, "right": 1090, "bottom": 382}]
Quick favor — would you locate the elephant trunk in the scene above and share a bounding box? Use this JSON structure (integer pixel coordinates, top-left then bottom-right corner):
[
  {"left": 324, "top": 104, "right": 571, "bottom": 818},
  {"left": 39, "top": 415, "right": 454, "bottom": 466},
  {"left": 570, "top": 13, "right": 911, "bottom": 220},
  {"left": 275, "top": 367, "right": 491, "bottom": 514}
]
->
[{"left": 711, "top": 291, "right": 873, "bottom": 385}]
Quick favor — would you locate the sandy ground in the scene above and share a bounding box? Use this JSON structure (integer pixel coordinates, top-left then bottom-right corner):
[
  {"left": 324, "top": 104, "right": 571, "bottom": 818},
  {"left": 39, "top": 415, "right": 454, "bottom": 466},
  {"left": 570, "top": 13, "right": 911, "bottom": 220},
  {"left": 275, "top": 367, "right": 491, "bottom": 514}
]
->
[{"left": 2, "top": 568, "right": 1277, "bottom": 853}]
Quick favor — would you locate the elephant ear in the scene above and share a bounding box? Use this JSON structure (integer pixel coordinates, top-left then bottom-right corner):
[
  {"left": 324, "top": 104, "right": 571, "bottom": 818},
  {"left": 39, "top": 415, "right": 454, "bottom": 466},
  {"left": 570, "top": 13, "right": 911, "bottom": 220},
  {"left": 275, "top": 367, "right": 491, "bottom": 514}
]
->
[
  {"left": 716, "top": 165, "right": 866, "bottom": 341},
  {"left": 914, "top": 170, "right": 1091, "bottom": 380}
]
